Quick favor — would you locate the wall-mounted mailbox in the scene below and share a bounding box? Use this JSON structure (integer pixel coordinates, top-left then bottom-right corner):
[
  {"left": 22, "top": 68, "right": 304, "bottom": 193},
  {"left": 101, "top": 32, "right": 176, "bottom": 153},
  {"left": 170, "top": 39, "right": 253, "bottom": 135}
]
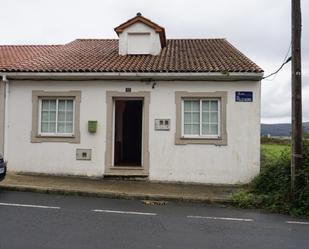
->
[
  {"left": 155, "top": 119, "right": 170, "bottom": 130},
  {"left": 76, "top": 149, "right": 92, "bottom": 160},
  {"left": 88, "top": 120, "right": 97, "bottom": 133}
]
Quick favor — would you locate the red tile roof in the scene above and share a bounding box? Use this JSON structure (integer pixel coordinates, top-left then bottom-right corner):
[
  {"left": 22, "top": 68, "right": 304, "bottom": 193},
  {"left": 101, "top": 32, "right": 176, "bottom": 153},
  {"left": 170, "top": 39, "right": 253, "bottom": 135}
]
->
[
  {"left": 0, "top": 39, "right": 263, "bottom": 73},
  {"left": 0, "top": 45, "right": 61, "bottom": 69}
]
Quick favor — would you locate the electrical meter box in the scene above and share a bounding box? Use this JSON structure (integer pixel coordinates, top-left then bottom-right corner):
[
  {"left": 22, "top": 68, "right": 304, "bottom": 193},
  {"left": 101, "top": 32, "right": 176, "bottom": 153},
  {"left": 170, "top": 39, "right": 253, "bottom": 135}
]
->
[{"left": 155, "top": 119, "right": 170, "bottom": 131}]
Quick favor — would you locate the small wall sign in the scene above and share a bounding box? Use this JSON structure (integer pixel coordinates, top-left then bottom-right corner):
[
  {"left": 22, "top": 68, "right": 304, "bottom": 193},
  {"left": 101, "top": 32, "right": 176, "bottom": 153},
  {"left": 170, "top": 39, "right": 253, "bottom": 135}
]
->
[
  {"left": 155, "top": 119, "right": 170, "bottom": 130},
  {"left": 76, "top": 149, "right": 92, "bottom": 160},
  {"left": 235, "top": 91, "right": 253, "bottom": 102}
]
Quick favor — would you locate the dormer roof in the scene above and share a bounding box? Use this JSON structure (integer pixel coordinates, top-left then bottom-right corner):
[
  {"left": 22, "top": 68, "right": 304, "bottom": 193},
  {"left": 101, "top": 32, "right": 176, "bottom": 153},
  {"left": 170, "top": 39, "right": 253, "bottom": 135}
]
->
[{"left": 114, "top": 13, "right": 166, "bottom": 48}]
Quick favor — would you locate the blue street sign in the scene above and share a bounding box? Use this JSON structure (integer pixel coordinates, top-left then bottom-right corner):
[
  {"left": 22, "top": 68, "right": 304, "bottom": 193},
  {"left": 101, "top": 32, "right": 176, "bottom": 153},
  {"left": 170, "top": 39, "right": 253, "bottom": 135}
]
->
[{"left": 235, "top": 91, "right": 253, "bottom": 102}]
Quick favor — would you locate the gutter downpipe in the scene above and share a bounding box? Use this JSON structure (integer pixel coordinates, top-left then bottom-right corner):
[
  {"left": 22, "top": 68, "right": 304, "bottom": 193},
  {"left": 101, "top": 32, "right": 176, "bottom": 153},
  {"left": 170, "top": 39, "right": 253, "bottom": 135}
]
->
[{"left": 1, "top": 75, "right": 9, "bottom": 161}]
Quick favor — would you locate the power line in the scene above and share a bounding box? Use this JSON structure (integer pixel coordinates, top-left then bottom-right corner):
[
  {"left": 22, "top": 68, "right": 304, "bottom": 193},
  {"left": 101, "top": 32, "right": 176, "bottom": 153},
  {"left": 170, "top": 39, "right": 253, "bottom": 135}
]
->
[
  {"left": 263, "top": 43, "right": 292, "bottom": 80},
  {"left": 263, "top": 56, "right": 291, "bottom": 80}
]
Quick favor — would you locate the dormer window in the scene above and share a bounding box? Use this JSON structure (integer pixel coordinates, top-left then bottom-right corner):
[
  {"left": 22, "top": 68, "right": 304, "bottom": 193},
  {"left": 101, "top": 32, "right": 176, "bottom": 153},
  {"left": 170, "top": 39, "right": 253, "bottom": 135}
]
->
[
  {"left": 114, "top": 13, "right": 166, "bottom": 56},
  {"left": 127, "top": 32, "right": 151, "bottom": 55}
]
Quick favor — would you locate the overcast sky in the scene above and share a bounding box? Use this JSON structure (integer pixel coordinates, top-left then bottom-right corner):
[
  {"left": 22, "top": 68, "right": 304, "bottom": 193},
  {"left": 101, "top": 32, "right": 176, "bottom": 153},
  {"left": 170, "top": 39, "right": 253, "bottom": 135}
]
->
[{"left": 1, "top": 0, "right": 308, "bottom": 124}]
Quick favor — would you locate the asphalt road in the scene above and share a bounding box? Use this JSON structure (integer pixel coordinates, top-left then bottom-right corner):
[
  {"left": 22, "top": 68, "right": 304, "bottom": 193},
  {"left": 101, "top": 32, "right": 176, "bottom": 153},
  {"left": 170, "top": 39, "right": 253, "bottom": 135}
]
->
[{"left": 0, "top": 190, "right": 308, "bottom": 249}]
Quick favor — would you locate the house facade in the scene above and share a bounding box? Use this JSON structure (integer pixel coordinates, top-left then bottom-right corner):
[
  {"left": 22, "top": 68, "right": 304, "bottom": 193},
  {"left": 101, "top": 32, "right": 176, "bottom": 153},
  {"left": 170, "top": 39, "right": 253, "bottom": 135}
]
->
[{"left": 0, "top": 14, "right": 263, "bottom": 184}]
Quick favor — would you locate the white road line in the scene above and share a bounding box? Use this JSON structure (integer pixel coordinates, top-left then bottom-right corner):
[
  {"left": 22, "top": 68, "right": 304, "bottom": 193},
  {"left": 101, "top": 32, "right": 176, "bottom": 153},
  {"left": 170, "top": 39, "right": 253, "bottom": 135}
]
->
[
  {"left": 92, "top": 209, "right": 157, "bottom": 216},
  {"left": 187, "top": 215, "right": 254, "bottom": 222},
  {"left": 286, "top": 221, "right": 309, "bottom": 225},
  {"left": 0, "top": 202, "right": 60, "bottom": 210}
]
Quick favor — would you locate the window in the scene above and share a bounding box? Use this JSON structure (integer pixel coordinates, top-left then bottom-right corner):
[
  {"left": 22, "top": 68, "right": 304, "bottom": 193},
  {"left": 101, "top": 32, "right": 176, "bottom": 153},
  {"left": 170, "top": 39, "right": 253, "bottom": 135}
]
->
[
  {"left": 183, "top": 99, "right": 220, "bottom": 137},
  {"left": 127, "top": 33, "right": 151, "bottom": 54},
  {"left": 39, "top": 99, "right": 74, "bottom": 136},
  {"left": 31, "top": 91, "right": 81, "bottom": 143},
  {"left": 175, "top": 91, "right": 227, "bottom": 145}
]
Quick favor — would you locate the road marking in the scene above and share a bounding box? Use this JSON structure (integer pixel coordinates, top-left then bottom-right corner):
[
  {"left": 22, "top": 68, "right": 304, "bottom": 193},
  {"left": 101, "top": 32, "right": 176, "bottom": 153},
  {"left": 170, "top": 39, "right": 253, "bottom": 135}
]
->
[
  {"left": 187, "top": 215, "right": 253, "bottom": 222},
  {"left": 286, "top": 221, "right": 309, "bottom": 225},
  {"left": 92, "top": 209, "right": 157, "bottom": 216},
  {"left": 0, "top": 202, "right": 60, "bottom": 210}
]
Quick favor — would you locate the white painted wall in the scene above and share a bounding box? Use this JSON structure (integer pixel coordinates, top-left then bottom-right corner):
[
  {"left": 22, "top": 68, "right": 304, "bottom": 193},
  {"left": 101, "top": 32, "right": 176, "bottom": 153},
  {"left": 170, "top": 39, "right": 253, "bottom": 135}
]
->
[
  {"left": 118, "top": 22, "right": 161, "bottom": 55},
  {"left": 7, "top": 79, "right": 260, "bottom": 184},
  {"left": 0, "top": 81, "right": 5, "bottom": 155}
]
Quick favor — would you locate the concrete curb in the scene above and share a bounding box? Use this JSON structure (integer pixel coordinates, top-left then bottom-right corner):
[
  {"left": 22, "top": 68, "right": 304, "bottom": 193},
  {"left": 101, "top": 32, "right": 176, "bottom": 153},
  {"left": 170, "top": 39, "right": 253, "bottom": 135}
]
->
[{"left": 0, "top": 184, "right": 234, "bottom": 205}]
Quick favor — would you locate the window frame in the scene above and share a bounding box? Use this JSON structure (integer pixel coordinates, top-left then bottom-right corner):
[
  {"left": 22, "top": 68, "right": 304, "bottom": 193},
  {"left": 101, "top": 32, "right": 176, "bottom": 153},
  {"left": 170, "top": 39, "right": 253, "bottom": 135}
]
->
[
  {"left": 175, "top": 91, "right": 228, "bottom": 145},
  {"left": 31, "top": 91, "right": 81, "bottom": 143},
  {"left": 38, "top": 98, "right": 76, "bottom": 137},
  {"left": 181, "top": 98, "right": 221, "bottom": 139}
]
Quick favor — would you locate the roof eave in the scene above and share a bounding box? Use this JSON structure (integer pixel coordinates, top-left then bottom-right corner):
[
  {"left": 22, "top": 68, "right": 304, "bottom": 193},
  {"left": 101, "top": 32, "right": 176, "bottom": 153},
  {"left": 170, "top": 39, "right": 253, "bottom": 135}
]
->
[{"left": 1, "top": 72, "right": 264, "bottom": 81}]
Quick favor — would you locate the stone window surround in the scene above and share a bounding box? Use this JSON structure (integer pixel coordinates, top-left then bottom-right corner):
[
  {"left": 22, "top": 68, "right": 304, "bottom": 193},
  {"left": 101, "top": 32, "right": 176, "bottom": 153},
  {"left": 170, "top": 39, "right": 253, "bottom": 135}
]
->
[
  {"left": 31, "top": 90, "right": 81, "bottom": 143},
  {"left": 175, "top": 91, "right": 228, "bottom": 145},
  {"left": 105, "top": 91, "right": 150, "bottom": 176}
]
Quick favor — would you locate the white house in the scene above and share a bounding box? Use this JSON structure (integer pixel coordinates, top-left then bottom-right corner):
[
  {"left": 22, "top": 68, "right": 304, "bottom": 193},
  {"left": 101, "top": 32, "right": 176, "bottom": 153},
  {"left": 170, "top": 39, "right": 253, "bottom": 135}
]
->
[{"left": 0, "top": 14, "right": 263, "bottom": 184}]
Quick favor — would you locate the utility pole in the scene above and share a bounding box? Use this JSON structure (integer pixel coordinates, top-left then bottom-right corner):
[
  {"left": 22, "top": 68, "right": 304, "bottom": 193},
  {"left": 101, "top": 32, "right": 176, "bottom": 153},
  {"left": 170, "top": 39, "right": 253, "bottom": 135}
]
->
[{"left": 291, "top": 0, "right": 302, "bottom": 196}]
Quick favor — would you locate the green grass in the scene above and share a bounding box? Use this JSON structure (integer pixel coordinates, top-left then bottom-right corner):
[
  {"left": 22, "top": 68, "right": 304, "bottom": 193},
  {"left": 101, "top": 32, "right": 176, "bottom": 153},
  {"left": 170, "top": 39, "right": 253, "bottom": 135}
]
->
[
  {"left": 261, "top": 144, "right": 290, "bottom": 162},
  {"left": 232, "top": 140, "right": 309, "bottom": 217}
]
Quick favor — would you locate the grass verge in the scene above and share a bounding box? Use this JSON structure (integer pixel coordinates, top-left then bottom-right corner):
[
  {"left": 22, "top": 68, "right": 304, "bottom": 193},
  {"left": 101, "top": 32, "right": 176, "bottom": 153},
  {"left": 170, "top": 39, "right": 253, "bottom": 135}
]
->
[{"left": 232, "top": 140, "right": 309, "bottom": 217}]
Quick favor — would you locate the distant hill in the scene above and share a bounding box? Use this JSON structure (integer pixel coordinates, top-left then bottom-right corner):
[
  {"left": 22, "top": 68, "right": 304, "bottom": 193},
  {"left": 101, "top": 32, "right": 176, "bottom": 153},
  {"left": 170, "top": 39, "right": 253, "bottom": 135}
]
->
[{"left": 261, "top": 122, "right": 309, "bottom": 137}]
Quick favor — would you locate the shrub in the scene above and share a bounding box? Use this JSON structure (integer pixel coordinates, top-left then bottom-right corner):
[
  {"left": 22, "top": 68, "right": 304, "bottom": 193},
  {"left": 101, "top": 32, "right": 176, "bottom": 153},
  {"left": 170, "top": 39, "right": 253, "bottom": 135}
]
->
[{"left": 232, "top": 140, "right": 309, "bottom": 217}]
